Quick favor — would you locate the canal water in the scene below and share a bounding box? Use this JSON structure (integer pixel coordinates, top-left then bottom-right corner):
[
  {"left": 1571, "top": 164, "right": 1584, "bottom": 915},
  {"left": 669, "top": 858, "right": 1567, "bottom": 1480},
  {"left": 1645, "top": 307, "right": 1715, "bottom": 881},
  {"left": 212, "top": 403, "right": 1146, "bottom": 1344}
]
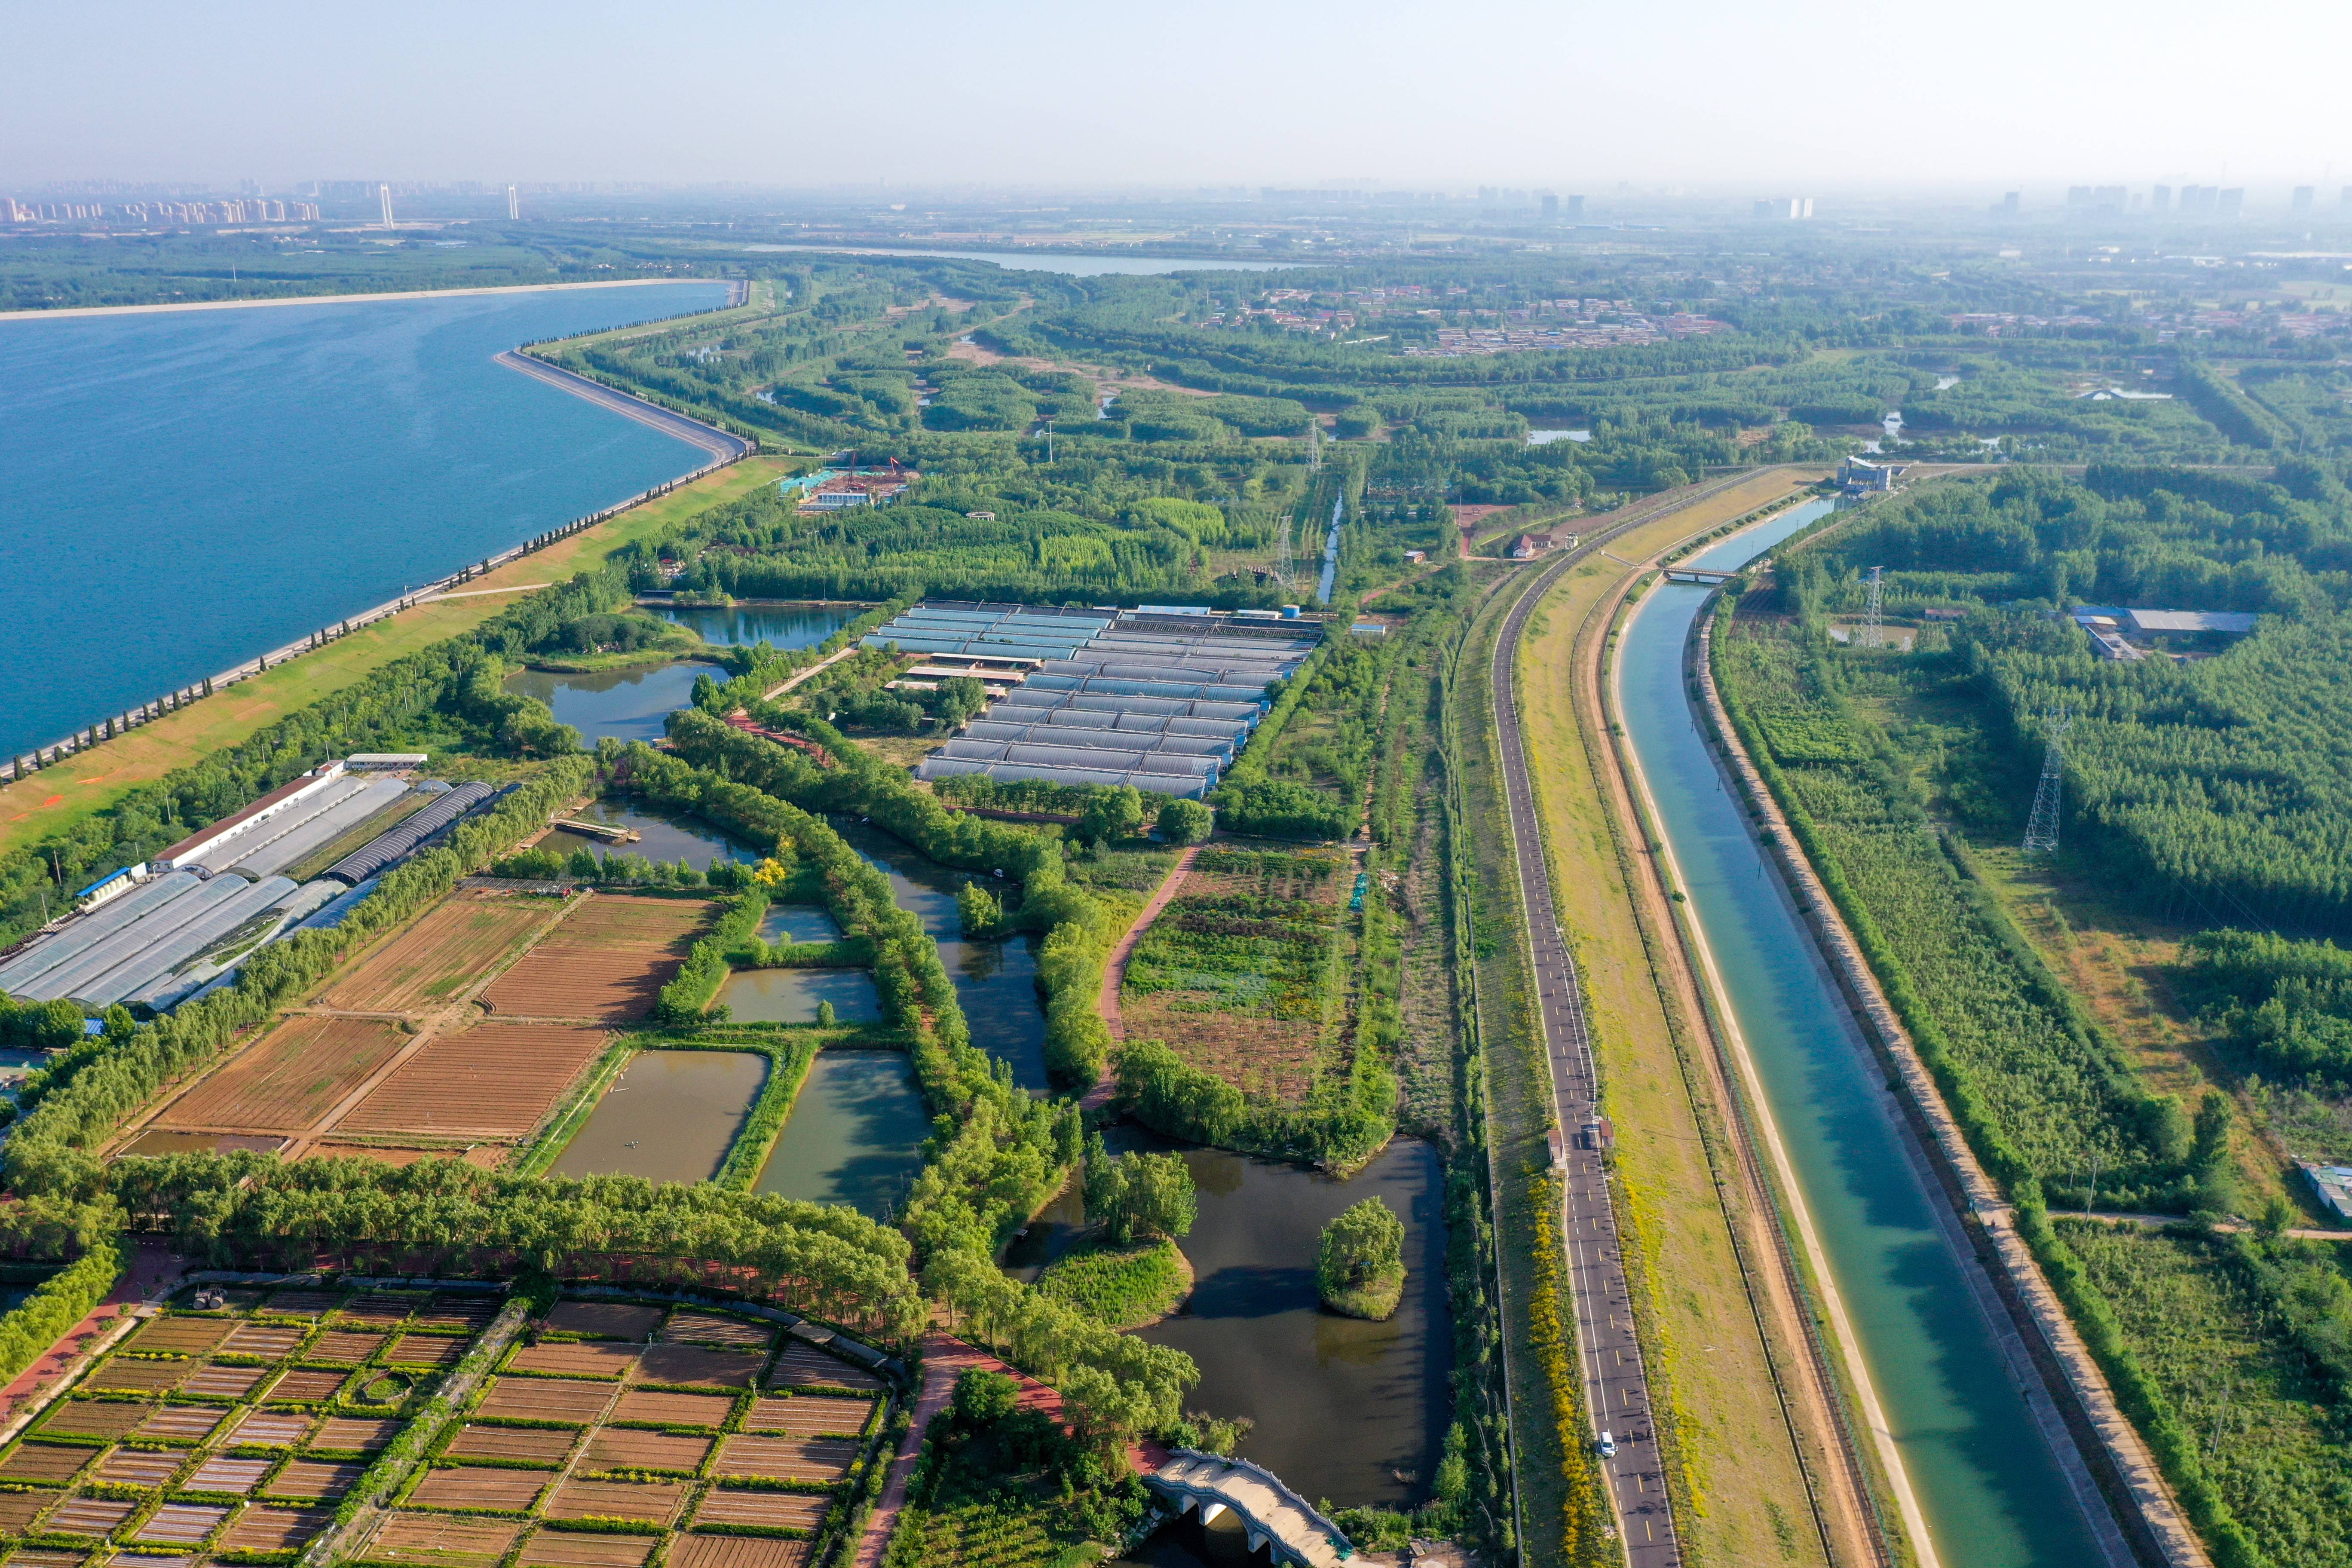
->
[
  {"left": 548, "top": 1050, "right": 767, "bottom": 1185},
  {"left": 506, "top": 661, "right": 729, "bottom": 747},
  {"left": 755, "top": 1051, "right": 930, "bottom": 1218},
  {"left": 653, "top": 602, "right": 854, "bottom": 649},
  {"left": 835, "top": 822, "right": 1050, "bottom": 1093},
  {"left": 0, "top": 281, "right": 729, "bottom": 759},
  {"left": 540, "top": 798, "right": 762, "bottom": 871},
  {"left": 1012, "top": 1127, "right": 1451, "bottom": 1512},
  {"left": 1619, "top": 501, "right": 2102, "bottom": 1565},
  {"left": 722, "top": 968, "right": 884, "bottom": 1026}
]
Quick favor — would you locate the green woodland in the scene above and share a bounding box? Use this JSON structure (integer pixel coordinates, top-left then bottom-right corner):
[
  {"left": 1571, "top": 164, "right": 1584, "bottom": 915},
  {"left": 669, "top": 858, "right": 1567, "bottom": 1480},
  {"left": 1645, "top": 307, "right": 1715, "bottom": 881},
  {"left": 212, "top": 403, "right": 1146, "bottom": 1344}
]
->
[{"left": 7, "top": 223, "right": 2352, "bottom": 1568}]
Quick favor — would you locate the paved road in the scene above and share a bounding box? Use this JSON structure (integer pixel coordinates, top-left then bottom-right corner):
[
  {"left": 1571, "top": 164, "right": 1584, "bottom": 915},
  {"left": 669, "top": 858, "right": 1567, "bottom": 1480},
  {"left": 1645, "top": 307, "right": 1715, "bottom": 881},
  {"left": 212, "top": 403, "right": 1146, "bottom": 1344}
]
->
[{"left": 1484, "top": 474, "right": 1758, "bottom": 1568}]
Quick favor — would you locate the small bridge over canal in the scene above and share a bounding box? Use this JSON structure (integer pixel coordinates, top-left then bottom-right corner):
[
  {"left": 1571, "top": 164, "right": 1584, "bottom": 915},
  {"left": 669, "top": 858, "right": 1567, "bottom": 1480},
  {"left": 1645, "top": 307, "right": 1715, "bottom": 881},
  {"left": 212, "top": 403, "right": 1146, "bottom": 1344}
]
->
[
  {"left": 1143, "top": 1451, "right": 1354, "bottom": 1568},
  {"left": 1661, "top": 566, "right": 1739, "bottom": 585}
]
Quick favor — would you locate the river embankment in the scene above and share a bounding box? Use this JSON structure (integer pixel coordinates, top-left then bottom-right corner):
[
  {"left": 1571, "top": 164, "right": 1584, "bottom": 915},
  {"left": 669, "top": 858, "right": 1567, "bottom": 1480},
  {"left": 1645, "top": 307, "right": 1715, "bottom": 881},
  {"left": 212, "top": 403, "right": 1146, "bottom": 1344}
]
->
[{"left": 1608, "top": 516, "right": 2135, "bottom": 1566}]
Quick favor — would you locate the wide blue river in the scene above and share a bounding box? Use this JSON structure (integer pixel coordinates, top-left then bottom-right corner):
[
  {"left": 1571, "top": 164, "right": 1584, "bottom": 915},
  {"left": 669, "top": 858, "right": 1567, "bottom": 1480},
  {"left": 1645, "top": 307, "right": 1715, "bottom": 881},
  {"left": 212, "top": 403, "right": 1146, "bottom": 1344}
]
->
[
  {"left": 0, "top": 282, "right": 729, "bottom": 757},
  {"left": 1620, "top": 501, "right": 2104, "bottom": 1565}
]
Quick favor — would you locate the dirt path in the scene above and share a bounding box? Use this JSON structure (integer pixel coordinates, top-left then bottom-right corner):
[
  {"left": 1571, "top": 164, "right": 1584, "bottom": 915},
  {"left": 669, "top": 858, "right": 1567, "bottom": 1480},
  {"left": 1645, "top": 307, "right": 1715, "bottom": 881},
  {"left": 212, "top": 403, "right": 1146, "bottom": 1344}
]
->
[{"left": 1084, "top": 846, "right": 1200, "bottom": 1112}]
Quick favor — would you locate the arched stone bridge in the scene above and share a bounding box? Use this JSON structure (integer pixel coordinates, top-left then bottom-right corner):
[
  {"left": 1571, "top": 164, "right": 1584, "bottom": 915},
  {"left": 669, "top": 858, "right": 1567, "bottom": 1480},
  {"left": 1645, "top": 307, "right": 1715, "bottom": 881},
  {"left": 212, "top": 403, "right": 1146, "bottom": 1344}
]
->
[{"left": 1142, "top": 1450, "right": 1354, "bottom": 1568}]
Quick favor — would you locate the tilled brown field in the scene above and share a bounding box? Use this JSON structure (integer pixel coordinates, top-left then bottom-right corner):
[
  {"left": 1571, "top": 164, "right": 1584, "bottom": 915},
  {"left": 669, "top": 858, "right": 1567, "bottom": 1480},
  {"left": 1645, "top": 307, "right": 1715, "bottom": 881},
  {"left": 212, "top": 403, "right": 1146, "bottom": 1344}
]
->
[
  {"left": 519, "top": 1534, "right": 655, "bottom": 1568},
  {"left": 474, "top": 1376, "right": 616, "bottom": 1423},
  {"left": 447, "top": 1425, "right": 578, "bottom": 1464},
  {"left": 367, "top": 1512, "right": 524, "bottom": 1568},
  {"left": 713, "top": 1435, "right": 856, "bottom": 1483},
  {"left": 152, "top": 1015, "right": 409, "bottom": 1134},
  {"left": 507, "top": 1339, "right": 638, "bottom": 1379},
  {"left": 693, "top": 1490, "right": 832, "bottom": 1532},
  {"left": 543, "top": 1478, "right": 686, "bottom": 1525},
  {"left": 318, "top": 891, "right": 561, "bottom": 1013},
  {"left": 741, "top": 1396, "right": 873, "bottom": 1438},
  {"left": 482, "top": 895, "right": 712, "bottom": 1022},
  {"left": 331, "top": 1022, "right": 608, "bottom": 1139},
  {"left": 408, "top": 1467, "right": 550, "bottom": 1513},
  {"left": 583, "top": 1429, "right": 710, "bottom": 1474},
  {"left": 670, "top": 1535, "right": 813, "bottom": 1568}
]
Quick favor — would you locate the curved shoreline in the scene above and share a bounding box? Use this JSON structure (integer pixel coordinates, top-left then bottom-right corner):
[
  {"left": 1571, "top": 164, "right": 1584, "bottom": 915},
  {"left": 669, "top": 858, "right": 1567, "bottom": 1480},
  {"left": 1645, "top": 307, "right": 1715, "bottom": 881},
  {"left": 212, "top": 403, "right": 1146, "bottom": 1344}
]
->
[{"left": 0, "top": 276, "right": 714, "bottom": 324}]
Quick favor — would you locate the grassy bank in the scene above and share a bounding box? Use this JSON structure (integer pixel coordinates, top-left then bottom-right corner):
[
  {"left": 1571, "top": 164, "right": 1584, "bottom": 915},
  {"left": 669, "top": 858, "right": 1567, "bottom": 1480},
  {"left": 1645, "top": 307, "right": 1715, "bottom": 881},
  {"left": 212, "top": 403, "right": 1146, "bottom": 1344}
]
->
[{"left": 1516, "top": 470, "right": 1854, "bottom": 1567}]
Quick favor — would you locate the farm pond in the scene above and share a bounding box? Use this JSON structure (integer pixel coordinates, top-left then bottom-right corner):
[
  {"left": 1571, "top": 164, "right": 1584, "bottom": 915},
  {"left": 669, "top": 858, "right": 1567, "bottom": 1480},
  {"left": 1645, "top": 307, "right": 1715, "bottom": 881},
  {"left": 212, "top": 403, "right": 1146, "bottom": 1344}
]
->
[
  {"left": 546, "top": 1050, "right": 766, "bottom": 1185},
  {"left": 540, "top": 798, "right": 762, "bottom": 871},
  {"left": 754, "top": 1050, "right": 929, "bottom": 1218},
  {"left": 722, "top": 967, "right": 883, "bottom": 1025},
  {"left": 1008, "top": 1127, "right": 1452, "bottom": 1511},
  {"left": 652, "top": 600, "right": 854, "bottom": 649},
  {"left": 506, "top": 660, "right": 728, "bottom": 746}
]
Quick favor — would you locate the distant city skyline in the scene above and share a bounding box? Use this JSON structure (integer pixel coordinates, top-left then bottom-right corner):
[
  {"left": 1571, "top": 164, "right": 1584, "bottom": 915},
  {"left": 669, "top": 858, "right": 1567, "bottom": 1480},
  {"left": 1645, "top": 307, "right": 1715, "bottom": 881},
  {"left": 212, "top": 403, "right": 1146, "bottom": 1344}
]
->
[{"left": 6, "top": 0, "right": 2348, "bottom": 190}]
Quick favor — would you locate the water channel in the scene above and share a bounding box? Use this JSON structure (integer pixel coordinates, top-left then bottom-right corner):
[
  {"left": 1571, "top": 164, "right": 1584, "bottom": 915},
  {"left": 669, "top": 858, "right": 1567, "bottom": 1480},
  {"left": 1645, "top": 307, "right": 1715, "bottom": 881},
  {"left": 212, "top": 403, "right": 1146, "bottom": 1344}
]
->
[
  {"left": 834, "top": 821, "right": 1051, "bottom": 1093},
  {"left": 549, "top": 1051, "right": 767, "bottom": 1185},
  {"left": 1619, "top": 500, "right": 2102, "bottom": 1565},
  {"left": 507, "top": 660, "right": 729, "bottom": 747},
  {"left": 652, "top": 601, "right": 853, "bottom": 649}
]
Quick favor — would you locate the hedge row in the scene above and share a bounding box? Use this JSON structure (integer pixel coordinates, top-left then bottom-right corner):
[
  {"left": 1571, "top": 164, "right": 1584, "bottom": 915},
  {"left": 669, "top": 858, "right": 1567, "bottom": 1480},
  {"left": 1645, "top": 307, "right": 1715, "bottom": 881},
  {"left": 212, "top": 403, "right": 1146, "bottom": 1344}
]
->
[{"left": 0, "top": 1241, "right": 122, "bottom": 1389}]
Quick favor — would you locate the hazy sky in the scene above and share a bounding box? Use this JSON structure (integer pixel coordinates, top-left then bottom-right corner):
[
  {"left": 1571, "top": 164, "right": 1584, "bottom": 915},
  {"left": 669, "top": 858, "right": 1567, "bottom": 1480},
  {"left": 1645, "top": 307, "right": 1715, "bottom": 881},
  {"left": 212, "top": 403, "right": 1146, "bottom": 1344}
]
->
[{"left": 9, "top": 0, "right": 2348, "bottom": 193}]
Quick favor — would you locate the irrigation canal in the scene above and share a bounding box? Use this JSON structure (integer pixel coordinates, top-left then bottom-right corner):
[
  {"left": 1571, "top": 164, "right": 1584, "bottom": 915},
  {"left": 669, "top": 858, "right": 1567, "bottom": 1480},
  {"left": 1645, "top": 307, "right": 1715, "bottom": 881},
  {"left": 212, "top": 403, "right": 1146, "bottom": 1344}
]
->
[{"left": 1614, "top": 503, "right": 2112, "bottom": 1566}]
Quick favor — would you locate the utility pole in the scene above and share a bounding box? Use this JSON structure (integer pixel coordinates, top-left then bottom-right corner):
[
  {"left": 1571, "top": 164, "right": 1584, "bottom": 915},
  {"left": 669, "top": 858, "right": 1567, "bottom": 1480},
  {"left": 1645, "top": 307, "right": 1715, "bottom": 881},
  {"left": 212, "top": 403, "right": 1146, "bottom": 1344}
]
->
[
  {"left": 2023, "top": 709, "right": 2074, "bottom": 854},
  {"left": 1859, "top": 565, "right": 1884, "bottom": 648},
  {"left": 1308, "top": 418, "right": 1322, "bottom": 473}
]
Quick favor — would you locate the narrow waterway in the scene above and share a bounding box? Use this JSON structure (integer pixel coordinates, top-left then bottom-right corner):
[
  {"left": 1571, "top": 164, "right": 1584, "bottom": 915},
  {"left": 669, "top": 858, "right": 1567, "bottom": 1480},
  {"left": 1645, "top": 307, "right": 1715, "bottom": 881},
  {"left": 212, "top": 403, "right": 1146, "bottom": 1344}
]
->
[
  {"left": 834, "top": 821, "right": 1050, "bottom": 1092},
  {"left": 540, "top": 799, "right": 760, "bottom": 871},
  {"left": 1617, "top": 501, "right": 2103, "bottom": 1565}
]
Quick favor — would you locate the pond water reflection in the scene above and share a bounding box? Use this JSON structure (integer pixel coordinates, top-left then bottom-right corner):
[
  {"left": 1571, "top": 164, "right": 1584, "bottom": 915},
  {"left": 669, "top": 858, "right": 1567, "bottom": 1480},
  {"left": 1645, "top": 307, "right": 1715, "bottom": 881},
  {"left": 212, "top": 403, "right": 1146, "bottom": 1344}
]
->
[
  {"left": 722, "top": 968, "right": 883, "bottom": 1026},
  {"left": 755, "top": 1051, "right": 930, "bottom": 1218},
  {"left": 834, "top": 821, "right": 1049, "bottom": 1092},
  {"left": 549, "top": 1051, "right": 766, "bottom": 1185},
  {"left": 654, "top": 602, "right": 854, "bottom": 649},
  {"left": 506, "top": 660, "right": 727, "bottom": 746}
]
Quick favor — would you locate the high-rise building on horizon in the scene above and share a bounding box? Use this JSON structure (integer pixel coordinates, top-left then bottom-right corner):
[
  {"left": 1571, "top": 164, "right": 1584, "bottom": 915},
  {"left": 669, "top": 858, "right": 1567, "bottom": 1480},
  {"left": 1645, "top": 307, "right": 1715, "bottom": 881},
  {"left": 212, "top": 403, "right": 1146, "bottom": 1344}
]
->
[
  {"left": 2151, "top": 184, "right": 2171, "bottom": 213},
  {"left": 2218, "top": 187, "right": 2244, "bottom": 217},
  {"left": 2293, "top": 185, "right": 2315, "bottom": 214},
  {"left": 2002, "top": 190, "right": 2021, "bottom": 214}
]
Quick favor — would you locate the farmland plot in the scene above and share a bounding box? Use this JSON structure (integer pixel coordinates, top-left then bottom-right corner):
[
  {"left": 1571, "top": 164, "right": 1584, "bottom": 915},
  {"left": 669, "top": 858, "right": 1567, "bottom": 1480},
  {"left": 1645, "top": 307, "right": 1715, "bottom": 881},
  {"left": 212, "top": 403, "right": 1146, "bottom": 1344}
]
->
[
  {"left": 742, "top": 1396, "right": 873, "bottom": 1438},
  {"left": 483, "top": 894, "right": 714, "bottom": 1022},
  {"left": 1119, "top": 847, "right": 1347, "bottom": 1104},
  {"left": 331, "top": 1022, "right": 609, "bottom": 1139},
  {"left": 319, "top": 891, "right": 562, "bottom": 1013},
  {"left": 151, "top": 1016, "right": 408, "bottom": 1134}
]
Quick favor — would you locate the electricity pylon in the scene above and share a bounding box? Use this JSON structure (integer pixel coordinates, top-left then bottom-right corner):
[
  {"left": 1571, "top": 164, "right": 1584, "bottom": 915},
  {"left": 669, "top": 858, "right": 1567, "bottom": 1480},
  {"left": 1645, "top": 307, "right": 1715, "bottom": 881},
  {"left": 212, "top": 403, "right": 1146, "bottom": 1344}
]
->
[
  {"left": 2022, "top": 709, "right": 2074, "bottom": 854},
  {"left": 1858, "top": 566, "right": 1885, "bottom": 648}
]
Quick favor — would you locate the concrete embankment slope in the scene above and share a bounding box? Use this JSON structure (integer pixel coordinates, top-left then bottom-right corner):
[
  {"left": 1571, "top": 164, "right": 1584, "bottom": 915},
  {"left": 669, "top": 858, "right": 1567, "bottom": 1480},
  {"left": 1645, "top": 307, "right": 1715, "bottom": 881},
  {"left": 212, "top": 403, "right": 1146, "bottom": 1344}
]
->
[
  {"left": 1690, "top": 609, "right": 2210, "bottom": 1568},
  {"left": 494, "top": 349, "right": 750, "bottom": 464}
]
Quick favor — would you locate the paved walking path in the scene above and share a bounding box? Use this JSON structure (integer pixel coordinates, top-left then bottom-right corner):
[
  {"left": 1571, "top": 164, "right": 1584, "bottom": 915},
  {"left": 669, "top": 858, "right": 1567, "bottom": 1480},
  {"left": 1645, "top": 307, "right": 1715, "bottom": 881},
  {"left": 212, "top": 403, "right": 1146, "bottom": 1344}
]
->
[
  {"left": 763, "top": 643, "right": 861, "bottom": 701},
  {"left": 853, "top": 1333, "right": 1155, "bottom": 1568},
  {"left": 1084, "top": 844, "right": 1200, "bottom": 1112},
  {"left": 0, "top": 1238, "right": 185, "bottom": 1425}
]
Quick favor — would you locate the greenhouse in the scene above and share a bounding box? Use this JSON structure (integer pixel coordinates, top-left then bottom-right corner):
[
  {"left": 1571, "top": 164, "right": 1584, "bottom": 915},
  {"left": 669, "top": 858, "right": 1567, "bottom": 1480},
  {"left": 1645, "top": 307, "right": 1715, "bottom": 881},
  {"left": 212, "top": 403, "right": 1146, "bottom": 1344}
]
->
[{"left": 906, "top": 600, "right": 1319, "bottom": 798}]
